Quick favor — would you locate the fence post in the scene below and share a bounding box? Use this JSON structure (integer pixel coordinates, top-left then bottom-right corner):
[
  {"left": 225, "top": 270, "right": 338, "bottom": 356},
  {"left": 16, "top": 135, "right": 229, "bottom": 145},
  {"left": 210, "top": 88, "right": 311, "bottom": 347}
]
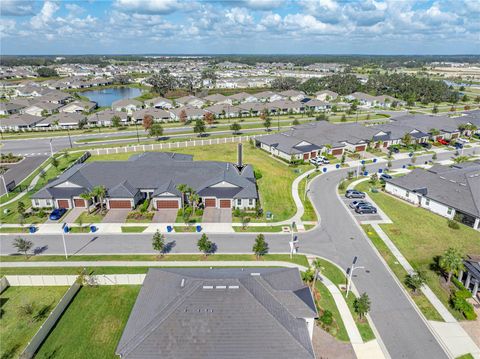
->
[
  {"left": 97, "top": 149, "right": 99, "bottom": 155},
  {"left": 143, "top": 145, "right": 145, "bottom": 151}
]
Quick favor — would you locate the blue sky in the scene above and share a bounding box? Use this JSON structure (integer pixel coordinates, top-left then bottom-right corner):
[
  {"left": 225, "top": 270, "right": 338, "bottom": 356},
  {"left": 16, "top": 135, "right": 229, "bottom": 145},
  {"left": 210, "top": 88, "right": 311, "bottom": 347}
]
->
[{"left": 1, "top": 0, "right": 479, "bottom": 55}]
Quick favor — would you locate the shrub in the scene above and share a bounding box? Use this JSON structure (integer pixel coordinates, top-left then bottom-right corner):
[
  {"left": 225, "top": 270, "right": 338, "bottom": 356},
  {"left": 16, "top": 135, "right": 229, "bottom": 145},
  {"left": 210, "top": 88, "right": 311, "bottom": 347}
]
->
[
  {"left": 338, "top": 181, "right": 346, "bottom": 191},
  {"left": 320, "top": 310, "right": 333, "bottom": 326},
  {"left": 139, "top": 199, "right": 150, "bottom": 213},
  {"left": 447, "top": 219, "right": 460, "bottom": 230},
  {"left": 254, "top": 169, "right": 263, "bottom": 180},
  {"left": 451, "top": 291, "right": 477, "bottom": 320}
]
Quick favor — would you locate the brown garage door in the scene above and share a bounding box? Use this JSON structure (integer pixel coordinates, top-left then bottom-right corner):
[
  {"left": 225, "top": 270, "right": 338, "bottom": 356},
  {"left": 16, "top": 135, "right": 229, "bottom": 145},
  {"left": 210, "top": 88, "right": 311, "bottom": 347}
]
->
[
  {"left": 219, "top": 199, "right": 231, "bottom": 208},
  {"left": 303, "top": 153, "right": 309, "bottom": 160},
  {"left": 73, "top": 198, "right": 86, "bottom": 207},
  {"left": 57, "top": 199, "right": 70, "bottom": 209},
  {"left": 331, "top": 148, "right": 343, "bottom": 156},
  {"left": 156, "top": 200, "right": 179, "bottom": 209},
  {"left": 109, "top": 200, "right": 131, "bottom": 209},
  {"left": 204, "top": 198, "right": 216, "bottom": 208},
  {"left": 355, "top": 145, "right": 366, "bottom": 152},
  {"left": 310, "top": 151, "right": 316, "bottom": 158}
]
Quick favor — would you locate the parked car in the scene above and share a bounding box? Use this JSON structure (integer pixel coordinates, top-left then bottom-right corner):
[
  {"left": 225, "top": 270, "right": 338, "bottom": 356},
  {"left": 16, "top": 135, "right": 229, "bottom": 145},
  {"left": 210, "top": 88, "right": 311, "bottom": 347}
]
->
[
  {"left": 420, "top": 142, "right": 432, "bottom": 149},
  {"left": 473, "top": 133, "right": 480, "bottom": 140},
  {"left": 457, "top": 138, "right": 469, "bottom": 144},
  {"left": 345, "top": 190, "right": 366, "bottom": 199},
  {"left": 349, "top": 200, "right": 371, "bottom": 209},
  {"left": 380, "top": 173, "right": 393, "bottom": 181},
  {"left": 454, "top": 142, "right": 463, "bottom": 149},
  {"left": 49, "top": 208, "right": 67, "bottom": 221},
  {"left": 388, "top": 146, "right": 400, "bottom": 153},
  {"left": 309, "top": 157, "right": 323, "bottom": 166},
  {"left": 438, "top": 138, "right": 449, "bottom": 145},
  {"left": 318, "top": 156, "right": 330, "bottom": 164},
  {"left": 355, "top": 205, "right": 377, "bottom": 214}
]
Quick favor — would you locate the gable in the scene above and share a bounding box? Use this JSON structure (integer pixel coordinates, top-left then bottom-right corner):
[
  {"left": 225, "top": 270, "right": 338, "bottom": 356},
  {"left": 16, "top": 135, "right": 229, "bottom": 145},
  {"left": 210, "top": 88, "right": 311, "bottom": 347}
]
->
[
  {"left": 210, "top": 181, "right": 239, "bottom": 188},
  {"left": 53, "top": 181, "right": 83, "bottom": 188},
  {"left": 296, "top": 140, "right": 313, "bottom": 147}
]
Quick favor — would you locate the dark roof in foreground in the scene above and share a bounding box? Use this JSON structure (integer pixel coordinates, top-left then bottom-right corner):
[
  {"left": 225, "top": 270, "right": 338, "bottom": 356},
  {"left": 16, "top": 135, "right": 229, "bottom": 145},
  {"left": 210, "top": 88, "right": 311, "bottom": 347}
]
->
[{"left": 116, "top": 267, "right": 317, "bottom": 359}]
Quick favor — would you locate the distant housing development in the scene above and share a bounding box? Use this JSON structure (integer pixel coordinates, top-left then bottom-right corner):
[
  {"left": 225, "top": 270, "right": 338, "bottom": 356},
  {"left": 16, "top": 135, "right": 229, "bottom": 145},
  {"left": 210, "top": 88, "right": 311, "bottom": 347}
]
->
[
  {"left": 31, "top": 152, "right": 258, "bottom": 210},
  {"left": 385, "top": 161, "right": 480, "bottom": 230},
  {"left": 116, "top": 268, "right": 318, "bottom": 359}
]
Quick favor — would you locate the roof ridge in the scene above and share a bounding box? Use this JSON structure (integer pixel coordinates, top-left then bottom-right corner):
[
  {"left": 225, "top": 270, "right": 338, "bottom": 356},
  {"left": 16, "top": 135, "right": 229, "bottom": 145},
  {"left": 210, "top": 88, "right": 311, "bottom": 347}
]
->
[{"left": 118, "top": 280, "right": 202, "bottom": 358}]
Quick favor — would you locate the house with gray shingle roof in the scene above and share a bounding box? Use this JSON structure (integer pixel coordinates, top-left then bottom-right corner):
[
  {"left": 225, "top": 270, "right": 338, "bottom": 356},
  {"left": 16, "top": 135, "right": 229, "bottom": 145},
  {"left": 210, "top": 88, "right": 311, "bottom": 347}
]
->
[
  {"left": 116, "top": 267, "right": 317, "bottom": 359},
  {"left": 112, "top": 99, "right": 142, "bottom": 114},
  {"left": 0, "top": 113, "right": 44, "bottom": 131},
  {"left": 31, "top": 152, "right": 258, "bottom": 210},
  {"left": 384, "top": 161, "right": 480, "bottom": 230}
]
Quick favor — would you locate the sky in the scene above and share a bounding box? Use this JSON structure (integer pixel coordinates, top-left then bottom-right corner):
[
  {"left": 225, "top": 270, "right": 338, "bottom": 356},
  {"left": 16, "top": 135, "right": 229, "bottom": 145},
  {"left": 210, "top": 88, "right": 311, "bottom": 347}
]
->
[{"left": 1, "top": 0, "right": 479, "bottom": 55}]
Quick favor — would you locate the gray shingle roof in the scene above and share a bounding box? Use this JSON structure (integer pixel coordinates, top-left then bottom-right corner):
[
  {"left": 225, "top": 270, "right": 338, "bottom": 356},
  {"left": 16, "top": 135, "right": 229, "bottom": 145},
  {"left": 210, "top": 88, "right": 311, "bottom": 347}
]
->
[{"left": 116, "top": 268, "right": 317, "bottom": 359}]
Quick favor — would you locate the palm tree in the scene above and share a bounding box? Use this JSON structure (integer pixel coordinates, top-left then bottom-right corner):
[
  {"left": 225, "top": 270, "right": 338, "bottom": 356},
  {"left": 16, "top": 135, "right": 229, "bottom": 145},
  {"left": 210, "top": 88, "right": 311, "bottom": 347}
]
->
[
  {"left": 176, "top": 183, "right": 189, "bottom": 208},
  {"left": 189, "top": 192, "right": 200, "bottom": 215},
  {"left": 80, "top": 192, "right": 94, "bottom": 214},
  {"left": 312, "top": 258, "right": 324, "bottom": 289},
  {"left": 92, "top": 186, "right": 107, "bottom": 213},
  {"left": 439, "top": 247, "right": 464, "bottom": 284}
]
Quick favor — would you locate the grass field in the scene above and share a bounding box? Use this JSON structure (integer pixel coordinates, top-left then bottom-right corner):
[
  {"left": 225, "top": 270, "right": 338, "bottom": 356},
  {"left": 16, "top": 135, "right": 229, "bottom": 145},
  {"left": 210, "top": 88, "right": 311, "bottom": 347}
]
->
[
  {"left": 74, "top": 211, "right": 104, "bottom": 224},
  {"left": 87, "top": 143, "right": 308, "bottom": 222},
  {"left": 35, "top": 286, "right": 140, "bottom": 359},
  {"left": 0, "top": 286, "right": 68, "bottom": 359},
  {"left": 299, "top": 171, "right": 321, "bottom": 222},
  {"left": 233, "top": 225, "right": 284, "bottom": 232},
  {"left": 121, "top": 226, "right": 147, "bottom": 233},
  {"left": 356, "top": 181, "right": 480, "bottom": 320}
]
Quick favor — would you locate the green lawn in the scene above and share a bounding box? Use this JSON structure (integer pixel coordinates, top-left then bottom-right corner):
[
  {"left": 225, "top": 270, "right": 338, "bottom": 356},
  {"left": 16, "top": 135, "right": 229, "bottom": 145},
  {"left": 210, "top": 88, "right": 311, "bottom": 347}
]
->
[
  {"left": 87, "top": 143, "right": 308, "bottom": 222},
  {"left": 233, "top": 225, "right": 284, "bottom": 232},
  {"left": 69, "top": 226, "right": 91, "bottom": 233},
  {"left": 173, "top": 225, "right": 197, "bottom": 232},
  {"left": 121, "top": 226, "right": 147, "bottom": 233},
  {"left": 299, "top": 171, "right": 321, "bottom": 222},
  {"left": 35, "top": 286, "right": 140, "bottom": 359},
  {"left": 0, "top": 286, "right": 68, "bottom": 359},
  {"left": 356, "top": 181, "right": 480, "bottom": 320},
  {"left": 0, "top": 227, "right": 29, "bottom": 233},
  {"left": 75, "top": 211, "right": 104, "bottom": 224}
]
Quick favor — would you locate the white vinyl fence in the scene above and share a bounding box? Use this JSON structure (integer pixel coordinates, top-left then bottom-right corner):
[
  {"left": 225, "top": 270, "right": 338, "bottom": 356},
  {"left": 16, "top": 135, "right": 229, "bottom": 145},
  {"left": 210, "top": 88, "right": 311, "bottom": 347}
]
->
[{"left": 5, "top": 274, "right": 146, "bottom": 286}]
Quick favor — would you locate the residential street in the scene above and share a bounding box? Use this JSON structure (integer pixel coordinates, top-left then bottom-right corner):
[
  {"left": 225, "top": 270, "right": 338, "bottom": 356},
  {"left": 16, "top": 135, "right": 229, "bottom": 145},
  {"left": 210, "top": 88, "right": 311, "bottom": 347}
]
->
[{"left": 2, "top": 148, "right": 476, "bottom": 359}]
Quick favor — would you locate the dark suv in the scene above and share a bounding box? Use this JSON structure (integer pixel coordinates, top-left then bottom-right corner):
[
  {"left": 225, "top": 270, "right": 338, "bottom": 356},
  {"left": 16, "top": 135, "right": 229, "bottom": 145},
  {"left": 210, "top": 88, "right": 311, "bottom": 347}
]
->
[
  {"left": 345, "top": 190, "right": 366, "bottom": 199},
  {"left": 355, "top": 205, "right": 377, "bottom": 214}
]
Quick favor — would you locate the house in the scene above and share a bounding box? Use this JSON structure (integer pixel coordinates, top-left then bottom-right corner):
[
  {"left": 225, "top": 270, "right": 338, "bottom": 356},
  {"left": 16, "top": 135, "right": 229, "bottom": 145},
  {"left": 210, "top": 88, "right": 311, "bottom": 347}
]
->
[
  {"left": 203, "top": 93, "right": 232, "bottom": 105},
  {"left": 393, "top": 114, "right": 461, "bottom": 141},
  {"left": 315, "top": 90, "right": 338, "bottom": 101},
  {"left": 144, "top": 97, "right": 174, "bottom": 109},
  {"left": 0, "top": 113, "right": 44, "bottom": 131},
  {"left": 257, "top": 133, "right": 324, "bottom": 161},
  {"left": 237, "top": 102, "right": 268, "bottom": 117},
  {"left": 59, "top": 100, "right": 97, "bottom": 113},
  {"left": 37, "top": 112, "right": 87, "bottom": 129},
  {"left": 24, "top": 101, "right": 62, "bottom": 117},
  {"left": 228, "top": 92, "right": 258, "bottom": 104},
  {"left": 458, "top": 255, "right": 480, "bottom": 299},
  {"left": 255, "top": 91, "right": 284, "bottom": 102},
  {"left": 112, "top": 99, "right": 142, "bottom": 113},
  {"left": 116, "top": 267, "right": 317, "bottom": 359},
  {"left": 267, "top": 100, "right": 305, "bottom": 114},
  {"left": 0, "top": 102, "right": 26, "bottom": 115},
  {"left": 205, "top": 104, "right": 240, "bottom": 118},
  {"left": 132, "top": 108, "right": 171, "bottom": 123},
  {"left": 374, "top": 95, "right": 405, "bottom": 108},
  {"left": 40, "top": 90, "right": 73, "bottom": 104},
  {"left": 175, "top": 95, "right": 205, "bottom": 108},
  {"left": 279, "top": 90, "right": 306, "bottom": 101},
  {"left": 170, "top": 106, "right": 206, "bottom": 121},
  {"left": 31, "top": 152, "right": 258, "bottom": 210},
  {"left": 345, "top": 92, "right": 377, "bottom": 107},
  {"left": 87, "top": 110, "right": 128, "bottom": 126},
  {"left": 303, "top": 99, "right": 330, "bottom": 112},
  {"left": 384, "top": 161, "right": 480, "bottom": 230}
]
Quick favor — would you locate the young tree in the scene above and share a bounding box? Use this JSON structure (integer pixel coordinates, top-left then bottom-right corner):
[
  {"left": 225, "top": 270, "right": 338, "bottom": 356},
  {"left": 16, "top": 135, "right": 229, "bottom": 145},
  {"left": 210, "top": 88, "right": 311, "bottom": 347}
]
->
[
  {"left": 432, "top": 105, "right": 439, "bottom": 114},
  {"left": 312, "top": 258, "right": 324, "bottom": 289},
  {"left": 204, "top": 112, "right": 215, "bottom": 127},
  {"left": 402, "top": 133, "right": 412, "bottom": 147},
  {"left": 13, "top": 237, "right": 33, "bottom": 258},
  {"left": 92, "top": 185, "right": 107, "bottom": 213},
  {"left": 230, "top": 122, "right": 241, "bottom": 135},
  {"left": 143, "top": 114, "right": 153, "bottom": 131},
  {"left": 197, "top": 233, "right": 213, "bottom": 256},
  {"left": 112, "top": 115, "right": 121, "bottom": 128},
  {"left": 176, "top": 183, "right": 189, "bottom": 207},
  {"left": 341, "top": 114, "right": 347, "bottom": 122},
  {"left": 17, "top": 201, "right": 26, "bottom": 218},
  {"left": 301, "top": 266, "right": 315, "bottom": 288},
  {"left": 149, "top": 123, "right": 164, "bottom": 138},
  {"left": 80, "top": 192, "right": 94, "bottom": 214},
  {"left": 439, "top": 247, "right": 464, "bottom": 284},
  {"left": 263, "top": 117, "right": 272, "bottom": 131},
  {"left": 404, "top": 271, "right": 426, "bottom": 294},
  {"left": 193, "top": 119, "right": 206, "bottom": 137},
  {"left": 252, "top": 233, "right": 269, "bottom": 259},
  {"left": 152, "top": 230, "right": 165, "bottom": 256},
  {"left": 353, "top": 292, "right": 371, "bottom": 319},
  {"left": 51, "top": 157, "right": 59, "bottom": 169},
  {"left": 179, "top": 109, "right": 188, "bottom": 123}
]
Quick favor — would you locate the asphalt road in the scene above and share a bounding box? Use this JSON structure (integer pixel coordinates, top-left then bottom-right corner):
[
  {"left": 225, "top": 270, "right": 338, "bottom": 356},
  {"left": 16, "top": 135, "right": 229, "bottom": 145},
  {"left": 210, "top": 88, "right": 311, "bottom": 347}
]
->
[
  {"left": 2, "top": 148, "right": 475, "bottom": 358},
  {"left": 0, "top": 155, "right": 48, "bottom": 195}
]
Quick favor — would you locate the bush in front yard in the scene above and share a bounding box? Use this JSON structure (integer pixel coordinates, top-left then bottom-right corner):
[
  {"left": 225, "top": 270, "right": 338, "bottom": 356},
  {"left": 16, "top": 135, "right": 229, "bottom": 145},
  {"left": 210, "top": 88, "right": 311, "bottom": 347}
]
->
[
  {"left": 320, "top": 310, "right": 333, "bottom": 326},
  {"left": 451, "top": 291, "right": 477, "bottom": 320},
  {"left": 447, "top": 219, "right": 460, "bottom": 230}
]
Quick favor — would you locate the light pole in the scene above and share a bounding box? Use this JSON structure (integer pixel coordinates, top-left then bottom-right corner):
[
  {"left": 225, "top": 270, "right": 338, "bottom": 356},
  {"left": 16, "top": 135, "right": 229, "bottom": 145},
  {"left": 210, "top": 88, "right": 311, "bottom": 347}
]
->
[
  {"left": 61, "top": 223, "right": 69, "bottom": 259},
  {"left": 346, "top": 256, "right": 365, "bottom": 298},
  {"left": 66, "top": 127, "right": 73, "bottom": 148},
  {"left": 304, "top": 174, "right": 310, "bottom": 201},
  {"left": 135, "top": 121, "right": 140, "bottom": 143},
  {"left": 0, "top": 175, "right": 8, "bottom": 194},
  {"left": 49, "top": 139, "right": 54, "bottom": 157}
]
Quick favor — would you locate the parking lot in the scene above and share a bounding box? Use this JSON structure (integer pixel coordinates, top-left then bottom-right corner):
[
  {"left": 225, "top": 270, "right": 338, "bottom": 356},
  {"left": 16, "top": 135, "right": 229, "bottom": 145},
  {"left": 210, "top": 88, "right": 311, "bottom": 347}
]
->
[{"left": 341, "top": 197, "right": 384, "bottom": 223}]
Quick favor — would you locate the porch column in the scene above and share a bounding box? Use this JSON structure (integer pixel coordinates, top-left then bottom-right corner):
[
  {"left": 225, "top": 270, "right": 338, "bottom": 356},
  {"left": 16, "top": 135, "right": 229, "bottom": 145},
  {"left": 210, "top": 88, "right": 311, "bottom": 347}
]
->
[
  {"left": 465, "top": 272, "right": 471, "bottom": 289},
  {"left": 458, "top": 270, "right": 464, "bottom": 282},
  {"left": 473, "top": 217, "right": 480, "bottom": 230},
  {"left": 472, "top": 281, "right": 479, "bottom": 296}
]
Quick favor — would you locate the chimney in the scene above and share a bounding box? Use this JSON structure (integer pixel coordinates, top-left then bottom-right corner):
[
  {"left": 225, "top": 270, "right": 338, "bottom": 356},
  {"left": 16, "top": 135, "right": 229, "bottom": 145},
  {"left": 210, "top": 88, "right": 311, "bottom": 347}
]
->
[{"left": 237, "top": 143, "right": 243, "bottom": 169}]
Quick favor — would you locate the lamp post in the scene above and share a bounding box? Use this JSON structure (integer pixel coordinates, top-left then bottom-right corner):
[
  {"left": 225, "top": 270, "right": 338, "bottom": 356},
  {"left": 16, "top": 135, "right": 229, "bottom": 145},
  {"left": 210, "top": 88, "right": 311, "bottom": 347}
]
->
[
  {"left": 61, "top": 223, "right": 69, "bottom": 259},
  {"left": 0, "top": 175, "right": 8, "bottom": 194},
  {"left": 66, "top": 127, "right": 73, "bottom": 148},
  {"left": 135, "top": 121, "right": 140, "bottom": 143},
  {"left": 304, "top": 174, "right": 311, "bottom": 201},
  {"left": 346, "top": 256, "right": 365, "bottom": 298},
  {"left": 49, "top": 139, "right": 54, "bottom": 157}
]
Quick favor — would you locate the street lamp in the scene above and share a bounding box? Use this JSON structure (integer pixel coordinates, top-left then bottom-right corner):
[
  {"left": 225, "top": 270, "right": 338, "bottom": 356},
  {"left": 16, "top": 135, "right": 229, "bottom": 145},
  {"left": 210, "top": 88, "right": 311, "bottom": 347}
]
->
[
  {"left": 66, "top": 127, "right": 73, "bottom": 148},
  {"left": 61, "top": 223, "right": 69, "bottom": 259},
  {"left": 134, "top": 120, "right": 140, "bottom": 143},
  {"left": 49, "top": 139, "right": 54, "bottom": 157},
  {"left": 0, "top": 175, "right": 8, "bottom": 194},
  {"left": 346, "top": 256, "right": 365, "bottom": 298},
  {"left": 304, "top": 174, "right": 311, "bottom": 201}
]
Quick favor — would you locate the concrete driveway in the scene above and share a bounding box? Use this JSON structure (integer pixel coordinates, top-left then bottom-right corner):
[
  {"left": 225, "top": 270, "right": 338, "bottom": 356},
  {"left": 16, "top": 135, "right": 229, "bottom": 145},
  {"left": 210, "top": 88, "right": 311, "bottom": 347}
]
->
[
  {"left": 102, "top": 209, "right": 130, "bottom": 223},
  {"left": 202, "top": 208, "right": 232, "bottom": 223},
  {"left": 152, "top": 209, "right": 177, "bottom": 223},
  {"left": 63, "top": 208, "right": 84, "bottom": 223}
]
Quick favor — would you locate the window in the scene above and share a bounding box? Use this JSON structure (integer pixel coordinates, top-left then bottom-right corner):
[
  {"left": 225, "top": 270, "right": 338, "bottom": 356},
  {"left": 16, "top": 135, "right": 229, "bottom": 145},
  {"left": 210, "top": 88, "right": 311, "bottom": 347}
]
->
[
  {"left": 237, "top": 199, "right": 242, "bottom": 206},
  {"left": 249, "top": 199, "right": 254, "bottom": 206},
  {"left": 46, "top": 199, "right": 51, "bottom": 206},
  {"left": 425, "top": 198, "right": 430, "bottom": 206},
  {"left": 406, "top": 191, "right": 409, "bottom": 198},
  {"left": 34, "top": 199, "right": 39, "bottom": 206},
  {"left": 447, "top": 207, "right": 453, "bottom": 215}
]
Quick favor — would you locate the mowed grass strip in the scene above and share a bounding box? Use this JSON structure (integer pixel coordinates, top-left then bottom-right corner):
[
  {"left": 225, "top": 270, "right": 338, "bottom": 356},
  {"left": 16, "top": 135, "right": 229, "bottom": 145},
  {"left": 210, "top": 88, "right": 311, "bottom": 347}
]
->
[
  {"left": 87, "top": 143, "right": 308, "bottom": 222},
  {"left": 356, "top": 181, "right": 480, "bottom": 320},
  {"left": 35, "top": 286, "right": 140, "bottom": 359},
  {"left": 0, "top": 286, "right": 68, "bottom": 359}
]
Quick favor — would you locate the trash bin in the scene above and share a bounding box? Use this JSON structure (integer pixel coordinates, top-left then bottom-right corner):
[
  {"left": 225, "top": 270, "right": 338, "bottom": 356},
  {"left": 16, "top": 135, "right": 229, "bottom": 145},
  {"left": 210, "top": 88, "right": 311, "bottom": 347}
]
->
[
  {"left": 90, "top": 225, "right": 97, "bottom": 233},
  {"left": 167, "top": 225, "right": 173, "bottom": 233},
  {"left": 196, "top": 225, "right": 202, "bottom": 232},
  {"left": 29, "top": 226, "right": 36, "bottom": 234},
  {"left": 63, "top": 226, "right": 69, "bottom": 233}
]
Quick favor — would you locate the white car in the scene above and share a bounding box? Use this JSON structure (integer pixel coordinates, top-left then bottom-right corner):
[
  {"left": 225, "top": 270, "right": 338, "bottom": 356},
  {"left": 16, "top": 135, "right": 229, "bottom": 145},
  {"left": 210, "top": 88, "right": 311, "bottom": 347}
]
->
[
  {"left": 309, "top": 157, "right": 323, "bottom": 165},
  {"left": 457, "top": 138, "right": 469, "bottom": 144},
  {"left": 318, "top": 156, "right": 330, "bottom": 164}
]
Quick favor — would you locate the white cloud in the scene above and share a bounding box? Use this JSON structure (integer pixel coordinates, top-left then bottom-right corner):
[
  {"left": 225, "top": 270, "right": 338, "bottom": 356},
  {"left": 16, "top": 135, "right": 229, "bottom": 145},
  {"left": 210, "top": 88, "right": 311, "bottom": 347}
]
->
[
  {"left": 0, "top": 0, "right": 34, "bottom": 16},
  {"left": 30, "top": 1, "right": 59, "bottom": 29},
  {"left": 114, "top": 0, "right": 185, "bottom": 14},
  {"left": 241, "top": 0, "right": 284, "bottom": 10}
]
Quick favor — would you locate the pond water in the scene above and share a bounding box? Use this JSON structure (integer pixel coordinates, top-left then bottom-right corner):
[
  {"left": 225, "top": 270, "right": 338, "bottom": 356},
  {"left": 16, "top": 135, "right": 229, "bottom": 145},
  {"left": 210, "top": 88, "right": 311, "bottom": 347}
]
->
[{"left": 82, "top": 87, "right": 143, "bottom": 107}]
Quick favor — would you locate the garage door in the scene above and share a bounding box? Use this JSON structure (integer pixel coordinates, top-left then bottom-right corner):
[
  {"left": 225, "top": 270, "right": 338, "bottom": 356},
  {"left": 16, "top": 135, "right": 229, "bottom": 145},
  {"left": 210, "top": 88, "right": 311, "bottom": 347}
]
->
[
  {"left": 310, "top": 151, "right": 316, "bottom": 158},
  {"left": 57, "top": 199, "right": 70, "bottom": 209},
  {"left": 303, "top": 153, "right": 309, "bottom": 160},
  {"left": 331, "top": 148, "right": 343, "bottom": 156},
  {"left": 156, "top": 200, "right": 179, "bottom": 209},
  {"left": 73, "top": 198, "right": 86, "bottom": 207},
  {"left": 205, "top": 198, "right": 216, "bottom": 208},
  {"left": 219, "top": 199, "right": 231, "bottom": 208},
  {"left": 109, "top": 200, "right": 131, "bottom": 209},
  {"left": 355, "top": 145, "right": 366, "bottom": 152}
]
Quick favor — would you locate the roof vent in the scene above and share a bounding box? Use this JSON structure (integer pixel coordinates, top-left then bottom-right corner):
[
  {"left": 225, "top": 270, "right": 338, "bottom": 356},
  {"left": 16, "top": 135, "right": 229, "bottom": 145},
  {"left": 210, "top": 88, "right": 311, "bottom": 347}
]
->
[{"left": 181, "top": 278, "right": 185, "bottom": 288}]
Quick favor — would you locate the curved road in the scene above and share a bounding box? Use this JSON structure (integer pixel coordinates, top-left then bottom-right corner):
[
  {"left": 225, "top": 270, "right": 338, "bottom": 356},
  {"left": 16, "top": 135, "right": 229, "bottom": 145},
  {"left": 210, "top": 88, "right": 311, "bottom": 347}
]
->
[{"left": 1, "top": 148, "right": 476, "bottom": 358}]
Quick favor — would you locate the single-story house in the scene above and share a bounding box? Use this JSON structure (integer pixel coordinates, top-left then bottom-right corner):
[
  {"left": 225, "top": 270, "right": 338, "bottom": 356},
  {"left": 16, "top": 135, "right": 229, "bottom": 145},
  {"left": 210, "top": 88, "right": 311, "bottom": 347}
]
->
[
  {"left": 170, "top": 106, "right": 206, "bottom": 121},
  {"left": 315, "top": 90, "right": 338, "bottom": 101},
  {"left": 132, "top": 108, "right": 171, "bottom": 123},
  {"left": 228, "top": 92, "right": 258, "bottom": 103},
  {"left": 237, "top": 102, "right": 268, "bottom": 117},
  {"left": 144, "top": 97, "right": 174, "bottom": 109},
  {"left": 344, "top": 92, "right": 377, "bottom": 107},
  {"left": 205, "top": 104, "right": 240, "bottom": 118},
  {"left": 458, "top": 255, "right": 480, "bottom": 299},
  {"left": 87, "top": 110, "right": 128, "bottom": 126},
  {"left": 384, "top": 161, "right": 480, "bottom": 230},
  {"left": 31, "top": 152, "right": 258, "bottom": 210},
  {"left": 393, "top": 114, "right": 462, "bottom": 141},
  {"left": 255, "top": 91, "right": 284, "bottom": 103},
  {"left": 59, "top": 100, "right": 97, "bottom": 113},
  {"left": 175, "top": 95, "right": 205, "bottom": 108},
  {"left": 36, "top": 112, "right": 87, "bottom": 129},
  {"left": 0, "top": 102, "right": 26, "bottom": 116},
  {"left": 303, "top": 99, "right": 330, "bottom": 112},
  {"left": 24, "top": 102, "right": 62, "bottom": 117},
  {"left": 257, "top": 133, "right": 324, "bottom": 161},
  {"left": 279, "top": 90, "right": 306, "bottom": 101},
  {"left": 203, "top": 93, "right": 233, "bottom": 105},
  {"left": 0, "top": 113, "right": 44, "bottom": 131},
  {"left": 375, "top": 95, "right": 405, "bottom": 108},
  {"left": 116, "top": 267, "right": 317, "bottom": 359},
  {"left": 40, "top": 90, "right": 74, "bottom": 104},
  {"left": 267, "top": 100, "right": 305, "bottom": 114},
  {"left": 112, "top": 99, "right": 142, "bottom": 113}
]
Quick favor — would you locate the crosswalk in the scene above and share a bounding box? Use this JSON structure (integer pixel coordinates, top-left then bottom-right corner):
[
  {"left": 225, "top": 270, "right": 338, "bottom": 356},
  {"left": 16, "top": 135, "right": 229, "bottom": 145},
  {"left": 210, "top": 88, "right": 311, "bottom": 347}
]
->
[{"left": 21, "top": 152, "right": 50, "bottom": 157}]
